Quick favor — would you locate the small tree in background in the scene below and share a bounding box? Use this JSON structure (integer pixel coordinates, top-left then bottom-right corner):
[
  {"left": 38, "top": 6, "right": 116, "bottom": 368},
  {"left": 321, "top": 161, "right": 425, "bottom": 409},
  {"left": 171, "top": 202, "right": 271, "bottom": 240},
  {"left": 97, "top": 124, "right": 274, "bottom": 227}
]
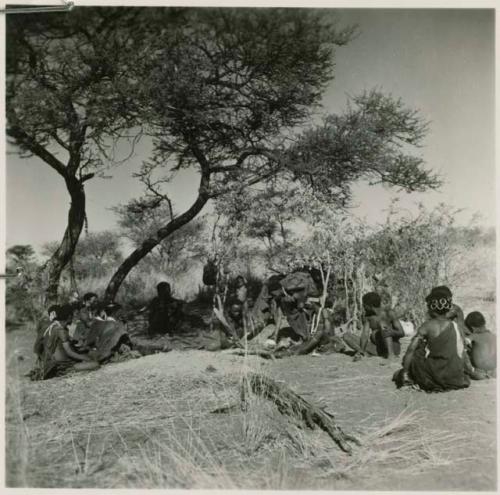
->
[
  {"left": 42, "top": 231, "right": 123, "bottom": 296},
  {"left": 365, "top": 202, "right": 479, "bottom": 325},
  {"left": 5, "top": 245, "right": 43, "bottom": 325}
]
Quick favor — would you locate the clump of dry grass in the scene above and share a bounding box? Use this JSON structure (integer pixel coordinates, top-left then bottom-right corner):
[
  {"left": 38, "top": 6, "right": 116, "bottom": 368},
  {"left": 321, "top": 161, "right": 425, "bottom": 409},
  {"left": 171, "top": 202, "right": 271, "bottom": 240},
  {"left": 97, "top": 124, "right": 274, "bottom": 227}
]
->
[
  {"left": 323, "top": 408, "right": 472, "bottom": 481},
  {"left": 5, "top": 367, "right": 31, "bottom": 486}
]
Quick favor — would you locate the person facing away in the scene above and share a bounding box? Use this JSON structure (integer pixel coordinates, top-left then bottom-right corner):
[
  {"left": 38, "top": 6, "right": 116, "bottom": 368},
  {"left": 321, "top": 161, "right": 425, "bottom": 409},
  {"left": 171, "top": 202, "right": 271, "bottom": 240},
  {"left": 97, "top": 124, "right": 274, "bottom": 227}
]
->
[
  {"left": 147, "top": 282, "right": 184, "bottom": 336},
  {"left": 394, "top": 287, "right": 470, "bottom": 392},
  {"left": 429, "top": 285, "right": 467, "bottom": 334},
  {"left": 32, "top": 304, "right": 99, "bottom": 380},
  {"left": 464, "top": 311, "right": 496, "bottom": 377},
  {"left": 343, "top": 291, "right": 405, "bottom": 360}
]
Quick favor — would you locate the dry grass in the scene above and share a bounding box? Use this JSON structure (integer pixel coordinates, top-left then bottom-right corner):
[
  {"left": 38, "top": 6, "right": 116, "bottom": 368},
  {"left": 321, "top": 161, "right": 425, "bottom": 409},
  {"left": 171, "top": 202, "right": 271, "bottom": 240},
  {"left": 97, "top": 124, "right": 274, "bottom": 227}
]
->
[
  {"left": 324, "top": 408, "right": 473, "bottom": 481},
  {"left": 5, "top": 331, "right": 495, "bottom": 489},
  {"left": 5, "top": 362, "right": 30, "bottom": 486}
]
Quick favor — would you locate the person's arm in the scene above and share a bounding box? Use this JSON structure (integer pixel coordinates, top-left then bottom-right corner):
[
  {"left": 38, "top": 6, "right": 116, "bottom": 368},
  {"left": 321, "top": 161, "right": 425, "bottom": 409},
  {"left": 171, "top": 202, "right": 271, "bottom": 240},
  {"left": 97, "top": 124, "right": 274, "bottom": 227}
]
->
[
  {"left": 389, "top": 311, "right": 405, "bottom": 338},
  {"left": 402, "top": 323, "right": 428, "bottom": 373},
  {"left": 58, "top": 328, "right": 91, "bottom": 361}
]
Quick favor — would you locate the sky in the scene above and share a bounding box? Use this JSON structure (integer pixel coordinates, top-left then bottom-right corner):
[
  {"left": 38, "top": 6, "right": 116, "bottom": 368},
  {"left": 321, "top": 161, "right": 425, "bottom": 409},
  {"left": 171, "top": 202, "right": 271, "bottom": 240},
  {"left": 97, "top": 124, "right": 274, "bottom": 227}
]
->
[{"left": 5, "top": 8, "right": 496, "bottom": 251}]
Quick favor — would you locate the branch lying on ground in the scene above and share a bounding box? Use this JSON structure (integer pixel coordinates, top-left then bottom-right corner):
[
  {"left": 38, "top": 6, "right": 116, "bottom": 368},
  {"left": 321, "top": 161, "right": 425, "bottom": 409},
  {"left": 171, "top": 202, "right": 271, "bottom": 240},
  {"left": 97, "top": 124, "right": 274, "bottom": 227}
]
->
[{"left": 241, "top": 372, "right": 361, "bottom": 454}]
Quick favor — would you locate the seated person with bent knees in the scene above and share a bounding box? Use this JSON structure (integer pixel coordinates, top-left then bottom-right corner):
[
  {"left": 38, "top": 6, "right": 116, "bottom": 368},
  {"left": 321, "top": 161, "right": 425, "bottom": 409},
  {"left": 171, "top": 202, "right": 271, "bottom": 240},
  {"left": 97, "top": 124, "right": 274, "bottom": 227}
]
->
[
  {"left": 464, "top": 311, "right": 496, "bottom": 378},
  {"left": 32, "top": 304, "right": 99, "bottom": 380},
  {"left": 343, "top": 292, "right": 405, "bottom": 360},
  {"left": 394, "top": 287, "right": 470, "bottom": 391},
  {"left": 148, "top": 282, "right": 184, "bottom": 336}
]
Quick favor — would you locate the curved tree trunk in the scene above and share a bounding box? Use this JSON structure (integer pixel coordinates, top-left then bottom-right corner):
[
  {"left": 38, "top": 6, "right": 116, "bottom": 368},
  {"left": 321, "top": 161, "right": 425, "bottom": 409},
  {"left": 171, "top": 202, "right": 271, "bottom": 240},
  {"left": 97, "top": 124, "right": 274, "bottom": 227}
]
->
[
  {"left": 45, "top": 177, "right": 87, "bottom": 304},
  {"left": 104, "top": 170, "right": 211, "bottom": 302}
]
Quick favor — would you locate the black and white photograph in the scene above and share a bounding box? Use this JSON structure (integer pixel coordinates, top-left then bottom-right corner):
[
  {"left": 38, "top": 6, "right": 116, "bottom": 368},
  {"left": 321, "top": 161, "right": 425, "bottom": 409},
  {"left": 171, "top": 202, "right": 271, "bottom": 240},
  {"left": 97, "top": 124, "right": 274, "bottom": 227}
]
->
[{"left": 3, "top": 2, "right": 497, "bottom": 490}]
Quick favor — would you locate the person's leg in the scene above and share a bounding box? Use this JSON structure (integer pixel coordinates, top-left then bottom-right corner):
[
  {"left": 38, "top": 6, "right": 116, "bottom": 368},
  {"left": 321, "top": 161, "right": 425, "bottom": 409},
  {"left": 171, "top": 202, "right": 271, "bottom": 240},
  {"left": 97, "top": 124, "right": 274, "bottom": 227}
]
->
[
  {"left": 74, "top": 361, "right": 100, "bottom": 372},
  {"left": 342, "top": 332, "right": 364, "bottom": 353},
  {"left": 392, "top": 337, "right": 402, "bottom": 357},
  {"left": 375, "top": 328, "right": 397, "bottom": 358}
]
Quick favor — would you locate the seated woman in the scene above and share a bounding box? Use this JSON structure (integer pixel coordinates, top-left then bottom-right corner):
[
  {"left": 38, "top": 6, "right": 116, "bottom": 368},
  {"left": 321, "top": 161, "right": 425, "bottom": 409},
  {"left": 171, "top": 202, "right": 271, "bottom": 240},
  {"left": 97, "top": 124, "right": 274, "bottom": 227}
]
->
[
  {"left": 31, "top": 304, "right": 99, "bottom": 380},
  {"left": 84, "top": 302, "right": 135, "bottom": 362},
  {"left": 464, "top": 311, "right": 496, "bottom": 378},
  {"left": 394, "top": 287, "right": 470, "bottom": 392}
]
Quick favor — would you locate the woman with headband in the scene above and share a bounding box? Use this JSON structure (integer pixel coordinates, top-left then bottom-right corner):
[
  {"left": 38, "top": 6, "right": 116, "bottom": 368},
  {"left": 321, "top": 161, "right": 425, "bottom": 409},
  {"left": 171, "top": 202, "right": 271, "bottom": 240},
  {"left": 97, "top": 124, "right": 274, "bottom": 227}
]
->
[{"left": 394, "top": 286, "right": 470, "bottom": 392}]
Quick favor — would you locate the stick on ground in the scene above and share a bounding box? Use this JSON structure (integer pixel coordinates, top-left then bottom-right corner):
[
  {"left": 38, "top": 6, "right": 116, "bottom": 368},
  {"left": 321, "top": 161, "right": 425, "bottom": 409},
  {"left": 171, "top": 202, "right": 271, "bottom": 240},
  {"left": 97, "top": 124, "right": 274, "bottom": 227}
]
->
[{"left": 241, "top": 372, "right": 361, "bottom": 454}]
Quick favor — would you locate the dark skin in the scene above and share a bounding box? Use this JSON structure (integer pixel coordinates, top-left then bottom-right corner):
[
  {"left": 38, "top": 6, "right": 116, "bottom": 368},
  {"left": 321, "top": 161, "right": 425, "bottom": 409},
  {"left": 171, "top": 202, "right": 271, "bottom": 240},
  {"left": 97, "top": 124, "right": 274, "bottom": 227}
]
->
[
  {"left": 360, "top": 303, "right": 405, "bottom": 358},
  {"left": 53, "top": 316, "right": 94, "bottom": 363},
  {"left": 80, "top": 296, "right": 98, "bottom": 328},
  {"left": 402, "top": 313, "right": 451, "bottom": 377},
  {"left": 467, "top": 325, "right": 496, "bottom": 373}
]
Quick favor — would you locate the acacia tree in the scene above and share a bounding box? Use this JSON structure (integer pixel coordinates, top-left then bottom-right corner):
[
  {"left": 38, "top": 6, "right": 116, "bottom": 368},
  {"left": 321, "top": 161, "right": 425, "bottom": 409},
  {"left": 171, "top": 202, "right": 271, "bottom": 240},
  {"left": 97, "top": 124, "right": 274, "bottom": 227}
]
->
[
  {"left": 103, "top": 8, "right": 358, "bottom": 300},
  {"left": 6, "top": 8, "right": 143, "bottom": 302}
]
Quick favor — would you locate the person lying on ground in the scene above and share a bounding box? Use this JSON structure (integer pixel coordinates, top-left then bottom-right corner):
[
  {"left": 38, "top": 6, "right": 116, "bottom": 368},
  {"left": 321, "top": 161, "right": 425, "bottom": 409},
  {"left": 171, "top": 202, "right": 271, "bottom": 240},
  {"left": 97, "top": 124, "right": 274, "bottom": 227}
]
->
[
  {"left": 393, "top": 287, "right": 470, "bottom": 391},
  {"left": 147, "top": 281, "right": 185, "bottom": 336},
  {"left": 463, "top": 311, "right": 496, "bottom": 378},
  {"left": 343, "top": 291, "right": 405, "bottom": 361},
  {"left": 30, "top": 304, "right": 99, "bottom": 380}
]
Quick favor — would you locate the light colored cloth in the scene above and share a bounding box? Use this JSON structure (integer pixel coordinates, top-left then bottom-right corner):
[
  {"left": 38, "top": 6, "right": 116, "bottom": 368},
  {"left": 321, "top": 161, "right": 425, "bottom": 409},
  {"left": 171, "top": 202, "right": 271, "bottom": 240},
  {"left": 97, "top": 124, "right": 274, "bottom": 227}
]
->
[{"left": 400, "top": 320, "right": 415, "bottom": 337}]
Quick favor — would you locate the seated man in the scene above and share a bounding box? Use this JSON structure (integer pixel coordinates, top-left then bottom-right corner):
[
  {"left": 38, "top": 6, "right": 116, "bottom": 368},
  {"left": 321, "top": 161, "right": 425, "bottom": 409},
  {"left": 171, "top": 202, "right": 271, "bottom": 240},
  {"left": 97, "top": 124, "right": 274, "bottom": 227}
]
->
[
  {"left": 464, "top": 311, "right": 496, "bottom": 378},
  {"left": 147, "top": 282, "right": 184, "bottom": 336},
  {"left": 207, "top": 298, "right": 245, "bottom": 351},
  {"left": 343, "top": 292, "right": 405, "bottom": 360},
  {"left": 31, "top": 304, "right": 99, "bottom": 380},
  {"left": 394, "top": 287, "right": 470, "bottom": 392}
]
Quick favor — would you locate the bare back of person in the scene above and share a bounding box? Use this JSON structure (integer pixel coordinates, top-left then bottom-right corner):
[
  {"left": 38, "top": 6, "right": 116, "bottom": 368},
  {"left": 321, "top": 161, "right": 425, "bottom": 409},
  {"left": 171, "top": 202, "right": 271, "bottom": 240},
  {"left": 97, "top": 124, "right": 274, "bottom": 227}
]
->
[{"left": 469, "top": 331, "right": 496, "bottom": 371}]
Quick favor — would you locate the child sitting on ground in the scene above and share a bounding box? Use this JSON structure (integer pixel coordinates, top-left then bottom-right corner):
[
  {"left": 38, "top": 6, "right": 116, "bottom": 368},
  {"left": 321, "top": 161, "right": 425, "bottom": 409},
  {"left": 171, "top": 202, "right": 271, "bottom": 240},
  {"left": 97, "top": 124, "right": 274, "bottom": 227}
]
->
[{"left": 464, "top": 311, "right": 496, "bottom": 378}]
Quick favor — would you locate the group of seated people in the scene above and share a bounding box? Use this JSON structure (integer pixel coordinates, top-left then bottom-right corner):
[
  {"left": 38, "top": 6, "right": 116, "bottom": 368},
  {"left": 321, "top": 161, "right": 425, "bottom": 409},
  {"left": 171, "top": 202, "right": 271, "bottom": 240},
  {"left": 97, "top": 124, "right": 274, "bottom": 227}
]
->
[
  {"left": 211, "top": 272, "right": 496, "bottom": 393},
  {"left": 30, "top": 273, "right": 495, "bottom": 394},
  {"left": 31, "top": 292, "right": 132, "bottom": 380},
  {"left": 393, "top": 286, "right": 496, "bottom": 391}
]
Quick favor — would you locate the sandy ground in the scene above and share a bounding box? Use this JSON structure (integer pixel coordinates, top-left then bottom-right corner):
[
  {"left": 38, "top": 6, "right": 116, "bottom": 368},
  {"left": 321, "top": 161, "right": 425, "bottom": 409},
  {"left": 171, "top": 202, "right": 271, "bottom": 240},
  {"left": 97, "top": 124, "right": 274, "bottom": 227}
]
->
[{"left": 5, "top": 321, "right": 497, "bottom": 490}]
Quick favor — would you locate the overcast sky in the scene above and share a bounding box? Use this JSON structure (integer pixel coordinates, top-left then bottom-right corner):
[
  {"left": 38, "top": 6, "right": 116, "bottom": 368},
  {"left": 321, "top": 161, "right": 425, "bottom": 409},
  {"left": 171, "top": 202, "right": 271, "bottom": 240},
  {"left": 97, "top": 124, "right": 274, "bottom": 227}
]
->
[{"left": 6, "top": 8, "right": 495, "bottom": 251}]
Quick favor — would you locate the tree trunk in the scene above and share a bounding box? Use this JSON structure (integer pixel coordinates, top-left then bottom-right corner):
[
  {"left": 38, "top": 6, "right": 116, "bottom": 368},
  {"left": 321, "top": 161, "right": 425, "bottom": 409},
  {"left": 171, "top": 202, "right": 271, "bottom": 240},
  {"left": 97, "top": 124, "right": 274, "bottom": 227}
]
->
[
  {"left": 104, "top": 173, "right": 210, "bottom": 301},
  {"left": 45, "top": 177, "right": 87, "bottom": 304}
]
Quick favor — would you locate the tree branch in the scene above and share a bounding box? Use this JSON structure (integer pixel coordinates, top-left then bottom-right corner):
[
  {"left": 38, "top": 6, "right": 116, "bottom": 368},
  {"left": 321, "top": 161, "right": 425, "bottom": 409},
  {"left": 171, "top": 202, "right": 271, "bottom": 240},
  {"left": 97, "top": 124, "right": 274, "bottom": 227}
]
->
[{"left": 7, "top": 125, "right": 68, "bottom": 178}]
